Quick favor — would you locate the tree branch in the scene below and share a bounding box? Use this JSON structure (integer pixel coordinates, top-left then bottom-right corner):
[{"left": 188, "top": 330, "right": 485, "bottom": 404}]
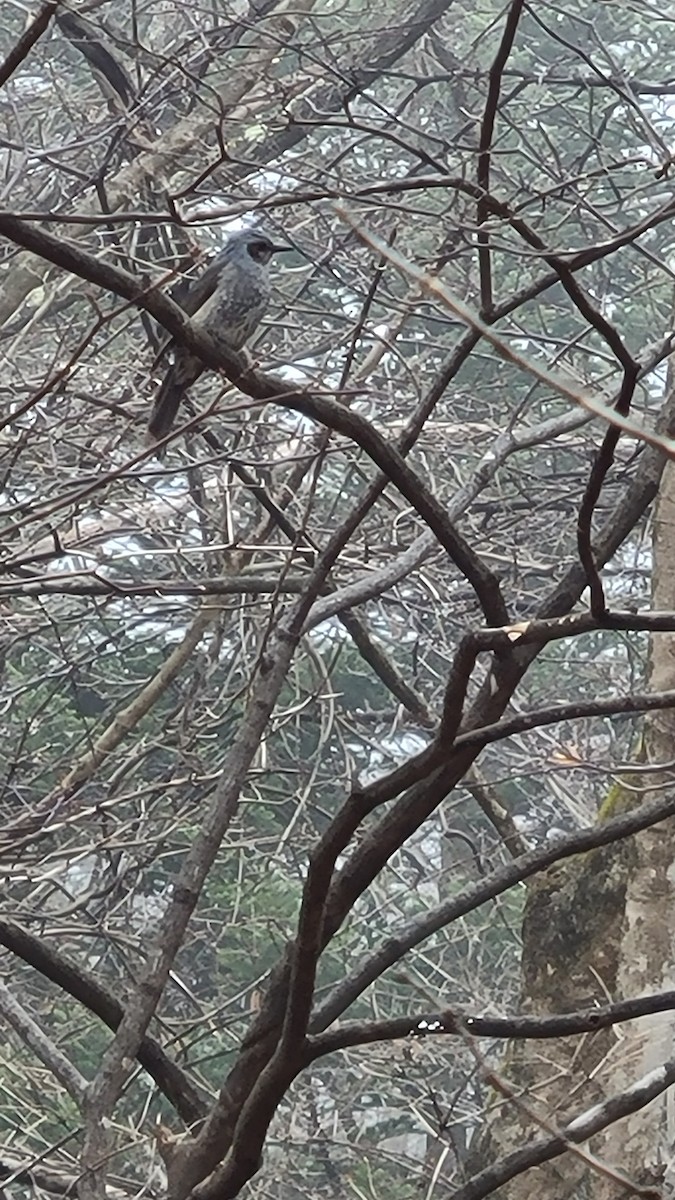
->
[
  {"left": 0, "top": 917, "right": 206, "bottom": 1126},
  {"left": 311, "top": 785, "right": 675, "bottom": 1030},
  {"left": 308, "top": 989, "right": 675, "bottom": 1057},
  {"left": 0, "top": 2, "right": 57, "bottom": 89},
  {"left": 450, "top": 1051, "right": 674, "bottom": 1200},
  {"left": 0, "top": 979, "right": 87, "bottom": 1106},
  {"left": 0, "top": 213, "right": 506, "bottom": 624}
]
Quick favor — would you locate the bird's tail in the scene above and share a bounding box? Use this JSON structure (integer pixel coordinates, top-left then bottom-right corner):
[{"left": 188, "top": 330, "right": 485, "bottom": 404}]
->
[{"left": 145, "top": 372, "right": 186, "bottom": 446}]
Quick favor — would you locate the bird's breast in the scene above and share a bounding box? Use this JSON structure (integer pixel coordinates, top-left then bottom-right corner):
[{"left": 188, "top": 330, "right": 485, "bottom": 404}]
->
[{"left": 199, "top": 266, "right": 271, "bottom": 349}]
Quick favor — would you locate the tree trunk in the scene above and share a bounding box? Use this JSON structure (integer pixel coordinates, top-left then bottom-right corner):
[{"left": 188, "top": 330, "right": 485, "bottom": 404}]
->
[
  {"left": 592, "top": 450, "right": 675, "bottom": 1197},
  {"left": 473, "top": 380, "right": 675, "bottom": 1198}
]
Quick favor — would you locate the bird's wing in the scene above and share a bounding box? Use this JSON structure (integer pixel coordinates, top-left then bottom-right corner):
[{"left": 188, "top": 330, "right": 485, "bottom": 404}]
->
[
  {"left": 180, "top": 249, "right": 231, "bottom": 317},
  {"left": 151, "top": 250, "right": 231, "bottom": 370}
]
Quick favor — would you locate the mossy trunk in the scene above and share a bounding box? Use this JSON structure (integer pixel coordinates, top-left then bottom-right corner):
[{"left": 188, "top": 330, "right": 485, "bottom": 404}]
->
[
  {"left": 474, "top": 838, "right": 631, "bottom": 1199},
  {"left": 591, "top": 455, "right": 675, "bottom": 1197},
  {"left": 472, "top": 445, "right": 675, "bottom": 1197}
]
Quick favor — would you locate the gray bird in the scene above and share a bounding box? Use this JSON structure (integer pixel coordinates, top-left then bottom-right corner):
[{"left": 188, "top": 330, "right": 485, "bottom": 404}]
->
[{"left": 146, "top": 229, "right": 288, "bottom": 444}]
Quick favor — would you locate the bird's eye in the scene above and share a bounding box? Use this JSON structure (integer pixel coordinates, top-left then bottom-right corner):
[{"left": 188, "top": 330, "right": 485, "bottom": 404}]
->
[{"left": 247, "top": 240, "right": 271, "bottom": 263}]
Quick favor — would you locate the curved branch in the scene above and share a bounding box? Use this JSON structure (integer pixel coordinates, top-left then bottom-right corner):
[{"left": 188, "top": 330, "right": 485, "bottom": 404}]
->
[
  {"left": 55, "top": 10, "right": 134, "bottom": 108},
  {"left": 311, "top": 784, "right": 675, "bottom": 1031},
  {"left": 0, "top": 917, "right": 207, "bottom": 1126},
  {"left": 0, "top": 214, "right": 505, "bottom": 625},
  {"left": 450, "top": 1052, "right": 675, "bottom": 1200}
]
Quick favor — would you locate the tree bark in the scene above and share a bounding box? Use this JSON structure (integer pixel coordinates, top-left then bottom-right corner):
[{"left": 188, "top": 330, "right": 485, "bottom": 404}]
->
[
  {"left": 472, "top": 366, "right": 675, "bottom": 1198},
  {"left": 592, "top": 453, "right": 675, "bottom": 1196}
]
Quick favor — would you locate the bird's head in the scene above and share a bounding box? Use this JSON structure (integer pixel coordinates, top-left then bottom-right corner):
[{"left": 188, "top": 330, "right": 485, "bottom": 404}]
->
[{"left": 227, "top": 229, "right": 290, "bottom": 266}]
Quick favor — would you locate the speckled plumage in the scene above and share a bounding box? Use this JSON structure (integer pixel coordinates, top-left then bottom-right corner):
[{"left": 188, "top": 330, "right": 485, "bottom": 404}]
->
[{"left": 146, "top": 229, "right": 285, "bottom": 444}]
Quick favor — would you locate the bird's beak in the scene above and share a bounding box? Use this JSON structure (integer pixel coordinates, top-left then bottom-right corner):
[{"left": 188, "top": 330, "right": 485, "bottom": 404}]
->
[{"left": 272, "top": 244, "right": 293, "bottom": 254}]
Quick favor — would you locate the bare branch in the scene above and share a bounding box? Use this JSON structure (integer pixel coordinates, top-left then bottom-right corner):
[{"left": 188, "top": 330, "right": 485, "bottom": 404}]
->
[
  {"left": 0, "top": 978, "right": 86, "bottom": 1106},
  {"left": 0, "top": 2, "right": 57, "bottom": 89},
  {"left": 450, "top": 1052, "right": 673, "bottom": 1200},
  {"left": 0, "top": 916, "right": 206, "bottom": 1126},
  {"left": 308, "top": 989, "right": 675, "bottom": 1056}
]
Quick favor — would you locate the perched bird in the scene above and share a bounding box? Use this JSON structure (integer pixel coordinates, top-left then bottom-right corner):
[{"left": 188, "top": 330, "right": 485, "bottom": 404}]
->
[{"left": 146, "top": 229, "right": 288, "bottom": 444}]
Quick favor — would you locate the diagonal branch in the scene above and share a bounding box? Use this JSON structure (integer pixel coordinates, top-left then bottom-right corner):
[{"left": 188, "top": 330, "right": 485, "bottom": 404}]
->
[
  {"left": 0, "top": 978, "right": 87, "bottom": 1106},
  {"left": 338, "top": 210, "right": 674, "bottom": 456},
  {"left": 0, "top": 2, "right": 57, "bottom": 89},
  {"left": 0, "top": 599, "right": 223, "bottom": 848},
  {"left": 0, "top": 916, "right": 206, "bottom": 1126},
  {"left": 449, "top": 1051, "right": 675, "bottom": 1200},
  {"left": 0, "top": 213, "right": 506, "bottom": 624}
]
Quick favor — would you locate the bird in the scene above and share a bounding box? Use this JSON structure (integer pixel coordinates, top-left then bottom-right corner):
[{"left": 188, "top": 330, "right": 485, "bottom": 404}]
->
[{"left": 146, "top": 229, "right": 288, "bottom": 445}]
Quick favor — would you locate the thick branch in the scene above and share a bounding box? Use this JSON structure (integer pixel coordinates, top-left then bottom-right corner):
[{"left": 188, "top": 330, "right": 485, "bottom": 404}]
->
[
  {"left": 312, "top": 785, "right": 675, "bottom": 1030},
  {"left": 450, "top": 1054, "right": 675, "bottom": 1200},
  {"left": 0, "top": 916, "right": 206, "bottom": 1126},
  {"left": 308, "top": 990, "right": 675, "bottom": 1056}
]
